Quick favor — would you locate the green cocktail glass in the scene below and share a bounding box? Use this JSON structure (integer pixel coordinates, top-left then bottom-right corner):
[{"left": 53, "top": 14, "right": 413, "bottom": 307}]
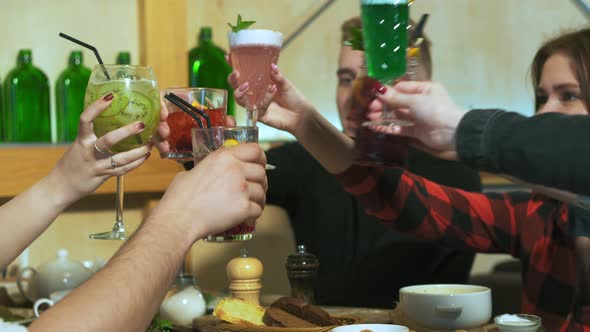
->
[
  {"left": 85, "top": 64, "right": 161, "bottom": 240},
  {"left": 360, "top": 0, "right": 410, "bottom": 127}
]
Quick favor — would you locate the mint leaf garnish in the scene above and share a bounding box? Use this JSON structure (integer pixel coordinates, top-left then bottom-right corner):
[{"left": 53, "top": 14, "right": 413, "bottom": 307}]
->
[{"left": 227, "top": 14, "right": 256, "bottom": 33}]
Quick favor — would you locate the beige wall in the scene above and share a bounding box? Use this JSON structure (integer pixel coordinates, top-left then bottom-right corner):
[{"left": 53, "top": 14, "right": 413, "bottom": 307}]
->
[
  {"left": 0, "top": 0, "right": 139, "bottom": 142},
  {"left": 1, "top": 0, "right": 587, "bottom": 280}
]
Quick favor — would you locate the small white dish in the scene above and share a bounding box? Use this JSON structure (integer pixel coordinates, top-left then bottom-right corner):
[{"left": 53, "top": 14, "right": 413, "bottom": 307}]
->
[
  {"left": 332, "top": 323, "right": 409, "bottom": 332},
  {"left": 494, "top": 314, "right": 542, "bottom": 332}
]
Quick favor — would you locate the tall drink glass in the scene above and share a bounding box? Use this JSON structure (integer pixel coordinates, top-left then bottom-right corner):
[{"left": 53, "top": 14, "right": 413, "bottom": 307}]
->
[
  {"left": 228, "top": 29, "right": 283, "bottom": 126},
  {"left": 85, "top": 64, "right": 161, "bottom": 240},
  {"left": 360, "top": 0, "right": 410, "bottom": 127},
  {"left": 192, "top": 126, "right": 260, "bottom": 242},
  {"left": 164, "top": 87, "right": 227, "bottom": 161}
]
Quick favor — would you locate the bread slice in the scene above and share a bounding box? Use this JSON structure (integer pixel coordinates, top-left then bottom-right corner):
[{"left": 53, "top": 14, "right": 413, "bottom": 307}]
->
[
  {"left": 263, "top": 307, "right": 319, "bottom": 328},
  {"left": 213, "top": 298, "right": 265, "bottom": 326}
]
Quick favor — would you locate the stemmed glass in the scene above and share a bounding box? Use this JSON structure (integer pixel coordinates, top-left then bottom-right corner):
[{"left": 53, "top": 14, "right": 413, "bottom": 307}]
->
[
  {"left": 360, "top": 0, "right": 410, "bottom": 127},
  {"left": 85, "top": 64, "right": 161, "bottom": 240},
  {"left": 228, "top": 29, "right": 283, "bottom": 126}
]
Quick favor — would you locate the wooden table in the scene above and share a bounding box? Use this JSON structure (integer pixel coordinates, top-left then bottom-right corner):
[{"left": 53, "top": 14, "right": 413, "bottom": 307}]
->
[{"left": 183, "top": 307, "right": 498, "bottom": 332}]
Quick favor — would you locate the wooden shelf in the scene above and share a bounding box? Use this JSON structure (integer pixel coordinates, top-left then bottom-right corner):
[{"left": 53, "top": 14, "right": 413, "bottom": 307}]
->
[{"left": 0, "top": 144, "right": 183, "bottom": 198}]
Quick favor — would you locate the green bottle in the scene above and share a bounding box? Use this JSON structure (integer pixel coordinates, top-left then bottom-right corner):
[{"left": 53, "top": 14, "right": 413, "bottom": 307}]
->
[
  {"left": 116, "top": 51, "right": 131, "bottom": 65},
  {"left": 55, "top": 51, "right": 91, "bottom": 142},
  {"left": 188, "top": 27, "right": 235, "bottom": 116},
  {"left": 3, "top": 49, "right": 51, "bottom": 143}
]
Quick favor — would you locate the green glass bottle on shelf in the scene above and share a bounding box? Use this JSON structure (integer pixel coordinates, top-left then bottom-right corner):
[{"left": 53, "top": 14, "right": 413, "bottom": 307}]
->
[
  {"left": 188, "top": 26, "right": 235, "bottom": 117},
  {"left": 55, "top": 51, "right": 91, "bottom": 143},
  {"left": 116, "top": 51, "right": 131, "bottom": 65},
  {"left": 3, "top": 49, "right": 51, "bottom": 143}
]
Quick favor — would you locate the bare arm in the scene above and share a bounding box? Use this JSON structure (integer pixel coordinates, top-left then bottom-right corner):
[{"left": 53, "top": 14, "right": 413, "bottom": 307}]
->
[
  {"left": 0, "top": 96, "right": 155, "bottom": 269},
  {"left": 28, "top": 215, "right": 190, "bottom": 332},
  {"left": 28, "top": 143, "right": 267, "bottom": 332}
]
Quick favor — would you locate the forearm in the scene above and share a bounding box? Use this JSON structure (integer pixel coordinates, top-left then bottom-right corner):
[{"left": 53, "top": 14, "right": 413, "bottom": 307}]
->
[
  {"left": 0, "top": 170, "right": 74, "bottom": 269},
  {"left": 457, "top": 110, "right": 590, "bottom": 195},
  {"left": 293, "top": 108, "right": 355, "bottom": 174},
  {"left": 337, "top": 166, "right": 524, "bottom": 254},
  {"left": 29, "top": 214, "right": 193, "bottom": 332}
]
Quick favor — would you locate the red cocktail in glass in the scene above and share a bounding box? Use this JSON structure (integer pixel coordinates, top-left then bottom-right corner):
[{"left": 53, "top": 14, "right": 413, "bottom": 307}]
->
[{"left": 164, "top": 87, "right": 227, "bottom": 160}]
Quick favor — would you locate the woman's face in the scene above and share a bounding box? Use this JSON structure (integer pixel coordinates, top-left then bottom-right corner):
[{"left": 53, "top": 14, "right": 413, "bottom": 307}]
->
[{"left": 536, "top": 53, "right": 588, "bottom": 115}]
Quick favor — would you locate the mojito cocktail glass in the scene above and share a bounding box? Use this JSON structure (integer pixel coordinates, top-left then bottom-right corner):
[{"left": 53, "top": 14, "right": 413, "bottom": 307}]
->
[
  {"left": 164, "top": 87, "right": 227, "bottom": 161},
  {"left": 85, "top": 64, "right": 160, "bottom": 240},
  {"left": 192, "top": 126, "right": 259, "bottom": 242},
  {"left": 228, "top": 29, "right": 283, "bottom": 126}
]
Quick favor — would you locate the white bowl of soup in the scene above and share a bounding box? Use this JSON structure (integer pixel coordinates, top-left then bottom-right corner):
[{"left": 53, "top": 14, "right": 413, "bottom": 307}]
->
[{"left": 399, "top": 284, "right": 492, "bottom": 330}]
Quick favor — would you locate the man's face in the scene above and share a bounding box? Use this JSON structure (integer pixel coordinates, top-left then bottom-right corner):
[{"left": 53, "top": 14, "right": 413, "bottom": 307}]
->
[{"left": 336, "top": 45, "right": 365, "bottom": 137}]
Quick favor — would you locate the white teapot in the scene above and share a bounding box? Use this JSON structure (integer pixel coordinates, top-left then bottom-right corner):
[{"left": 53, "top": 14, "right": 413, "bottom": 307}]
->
[{"left": 17, "top": 249, "right": 92, "bottom": 302}]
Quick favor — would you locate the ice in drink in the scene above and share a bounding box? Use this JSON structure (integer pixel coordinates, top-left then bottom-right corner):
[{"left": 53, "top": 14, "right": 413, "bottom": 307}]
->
[{"left": 164, "top": 87, "right": 227, "bottom": 160}]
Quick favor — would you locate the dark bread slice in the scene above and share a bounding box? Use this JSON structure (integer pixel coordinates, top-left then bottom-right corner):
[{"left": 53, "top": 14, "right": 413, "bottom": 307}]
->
[
  {"left": 270, "top": 297, "right": 341, "bottom": 326},
  {"left": 263, "top": 307, "right": 319, "bottom": 328}
]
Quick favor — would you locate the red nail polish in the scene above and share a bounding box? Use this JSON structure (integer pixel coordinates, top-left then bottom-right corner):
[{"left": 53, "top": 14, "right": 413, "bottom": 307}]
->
[
  {"left": 103, "top": 93, "right": 114, "bottom": 101},
  {"left": 138, "top": 122, "right": 145, "bottom": 129}
]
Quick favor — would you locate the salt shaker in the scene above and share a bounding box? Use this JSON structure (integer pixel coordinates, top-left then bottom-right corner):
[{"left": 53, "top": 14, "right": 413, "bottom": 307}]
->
[
  {"left": 159, "top": 273, "right": 206, "bottom": 327},
  {"left": 226, "top": 249, "right": 263, "bottom": 305},
  {"left": 285, "top": 244, "right": 319, "bottom": 304}
]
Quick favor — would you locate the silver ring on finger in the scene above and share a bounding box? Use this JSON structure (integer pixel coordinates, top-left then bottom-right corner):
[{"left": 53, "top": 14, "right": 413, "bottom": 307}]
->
[
  {"left": 110, "top": 155, "right": 119, "bottom": 169},
  {"left": 94, "top": 142, "right": 109, "bottom": 155}
]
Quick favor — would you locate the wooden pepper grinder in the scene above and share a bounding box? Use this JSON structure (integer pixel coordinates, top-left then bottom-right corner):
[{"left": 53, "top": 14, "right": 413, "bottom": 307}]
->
[
  {"left": 285, "top": 244, "right": 320, "bottom": 304},
  {"left": 226, "top": 248, "right": 263, "bottom": 305}
]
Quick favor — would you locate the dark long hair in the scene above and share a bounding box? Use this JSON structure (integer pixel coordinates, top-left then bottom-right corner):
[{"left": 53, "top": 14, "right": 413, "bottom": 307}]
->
[{"left": 531, "top": 28, "right": 590, "bottom": 112}]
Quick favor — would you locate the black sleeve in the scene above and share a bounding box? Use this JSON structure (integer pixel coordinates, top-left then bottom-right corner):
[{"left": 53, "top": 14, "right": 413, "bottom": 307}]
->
[
  {"left": 456, "top": 109, "right": 590, "bottom": 195},
  {"left": 407, "top": 148, "right": 482, "bottom": 192},
  {"left": 265, "top": 143, "right": 305, "bottom": 208}
]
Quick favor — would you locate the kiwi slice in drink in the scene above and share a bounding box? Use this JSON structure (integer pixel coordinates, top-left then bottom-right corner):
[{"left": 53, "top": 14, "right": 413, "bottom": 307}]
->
[
  {"left": 93, "top": 90, "right": 158, "bottom": 153},
  {"left": 94, "top": 82, "right": 133, "bottom": 117}
]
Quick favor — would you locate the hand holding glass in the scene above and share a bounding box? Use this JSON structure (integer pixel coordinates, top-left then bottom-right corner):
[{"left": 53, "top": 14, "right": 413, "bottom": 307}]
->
[
  {"left": 192, "top": 126, "right": 260, "bottom": 242},
  {"left": 228, "top": 29, "right": 283, "bottom": 126},
  {"left": 85, "top": 64, "right": 161, "bottom": 240}
]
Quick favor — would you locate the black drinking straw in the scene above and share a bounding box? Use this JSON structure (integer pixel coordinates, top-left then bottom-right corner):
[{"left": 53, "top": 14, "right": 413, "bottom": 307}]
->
[
  {"left": 412, "top": 14, "right": 429, "bottom": 41},
  {"left": 164, "top": 94, "right": 205, "bottom": 129},
  {"left": 167, "top": 93, "right": 212, "bottom": 128},
  {"left": 59, "top": 32, "right": 111, "bottom": 80},
  {"left": 165, "top": 93, "right": 216, "bottom": 150}
]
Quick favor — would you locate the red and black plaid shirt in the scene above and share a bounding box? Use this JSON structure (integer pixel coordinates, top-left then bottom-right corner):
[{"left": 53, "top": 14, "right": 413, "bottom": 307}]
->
[{"left": 336, "top": 165, "right": 590, "bottom": 332}]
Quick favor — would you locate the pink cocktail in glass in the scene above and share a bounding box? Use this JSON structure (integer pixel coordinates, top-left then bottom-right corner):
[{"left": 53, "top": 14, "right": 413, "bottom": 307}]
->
[{"left": 228, "top": 29, "right": 283, "bottom": 126}]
